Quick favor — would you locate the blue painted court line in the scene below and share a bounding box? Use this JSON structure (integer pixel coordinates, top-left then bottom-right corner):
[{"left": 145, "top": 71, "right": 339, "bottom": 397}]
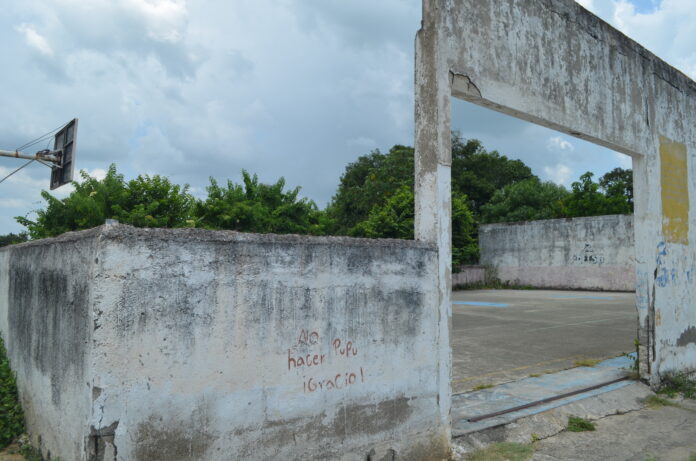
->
[
  {"left": 452, "top": 301, "right": 509, "bottom": 307},
  {"left": 551, "top": 295, "right": 614, "bottom": 301}
]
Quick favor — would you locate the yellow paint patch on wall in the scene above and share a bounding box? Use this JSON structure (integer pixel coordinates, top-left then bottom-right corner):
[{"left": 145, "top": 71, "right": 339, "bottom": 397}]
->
[{"left": 660, "top": 136, "right": 689, "bottom": 245}]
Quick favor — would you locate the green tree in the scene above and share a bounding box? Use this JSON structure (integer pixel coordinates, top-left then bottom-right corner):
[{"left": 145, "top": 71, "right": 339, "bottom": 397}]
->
[
  {"left": 599, "top": 167, "right": 633, "bottom": 213},
  {"left": 480, "top": 178, "right": 570, "bottom": 223},
  {"left": 0, "top": 233, "right": 28, "bottom": 247},
  {"left": 350, "top": 186, "right": 478, "bottom": 266},
  {"left": 327, "top": 145, "right": 414, "bottom": 234},
  {"left": 451, "top": 135, "right": 535, "bottom": 213},
  {"left": 193, "top": 171, "right": 328, "bottom": 235},
  {"left": 16, "top": 164, "right": 195, "bottom": 239},
  {"left": 563, "top": 171, "right": 631, "bottom": 217}
]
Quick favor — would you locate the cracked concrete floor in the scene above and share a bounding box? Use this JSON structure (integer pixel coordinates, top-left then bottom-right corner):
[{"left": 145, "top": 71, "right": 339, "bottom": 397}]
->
[{"left": 531, "top": 400, "right": 696, "bottom": 461}]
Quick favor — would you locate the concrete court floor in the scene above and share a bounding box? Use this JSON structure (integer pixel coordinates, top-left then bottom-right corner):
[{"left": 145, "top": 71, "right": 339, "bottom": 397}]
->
[{"left": 451, "top": 289, "right": 637, "bottom": 394}]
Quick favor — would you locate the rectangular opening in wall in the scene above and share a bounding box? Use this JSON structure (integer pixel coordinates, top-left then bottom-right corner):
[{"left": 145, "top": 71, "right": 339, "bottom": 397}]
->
[{"left": 449, "top": 97, "right": 639, "bottom": 434}]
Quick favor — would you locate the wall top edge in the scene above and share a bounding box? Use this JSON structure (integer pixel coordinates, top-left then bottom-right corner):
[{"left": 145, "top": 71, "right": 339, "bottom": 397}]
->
[
  {"left": 1, "top": 224, "right": 437, "bottom": 252},
  {"left": 479, "top": 213, "right": 633, "bottom": 231}
]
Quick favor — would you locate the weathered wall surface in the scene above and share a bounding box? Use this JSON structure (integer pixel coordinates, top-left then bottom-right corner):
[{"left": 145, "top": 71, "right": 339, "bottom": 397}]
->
[
  {"left": 0, "top": 230, "right": 99, "bottom": 461},
  {"left": 479, "top": 215, "right": 635, "bottom": 291},
  {"left": 417, "top": 0, "right": 696, "bottom": 383},
  {"left": 452, "top": 266, "right": 486, "bottom": 287},
  {"left": 1, "top": 225, "right": 449, "bottom": 461}
]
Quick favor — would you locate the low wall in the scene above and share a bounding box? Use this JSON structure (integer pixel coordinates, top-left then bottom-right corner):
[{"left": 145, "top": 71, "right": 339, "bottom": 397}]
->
[
  {"left": 452, "top": 266, "right": 486, "bottom": 287},
  {"left": 479, "top": 215, "right": 635, "bottom": 291},
  {"left": 0, "top": 224, "right": 449, "bottom": 461}
]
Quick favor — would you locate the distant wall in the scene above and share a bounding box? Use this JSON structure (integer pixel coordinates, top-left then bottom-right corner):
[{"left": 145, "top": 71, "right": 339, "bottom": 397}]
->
[
  {"left": 0, "top": 225, "right": 449, "bottom": 461},
  {"left": 452, "top": 266, "right": 486, "bottom": 287},
  {"left": 479, "top": 215, "right": 635, "bottom": 291}
]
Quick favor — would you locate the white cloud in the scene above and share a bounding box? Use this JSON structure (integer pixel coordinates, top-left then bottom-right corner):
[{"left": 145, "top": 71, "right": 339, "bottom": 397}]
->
[
  {"left": 544, "top": 164, "right": 574, "bottom": 187},
  {"left": 86, "top": 168, "right": 108, "bottom": 181},
  {"left": 547, "top": 136, "right": 575, "bottom": 152},
  {"left": 15, "top": 24, "right": 53, "bottom": 56}
]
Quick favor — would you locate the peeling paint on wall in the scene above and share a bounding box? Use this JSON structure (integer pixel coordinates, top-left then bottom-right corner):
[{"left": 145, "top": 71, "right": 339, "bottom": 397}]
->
[{"left": 660, "top": 136, "right": 689, "bottom": 245}]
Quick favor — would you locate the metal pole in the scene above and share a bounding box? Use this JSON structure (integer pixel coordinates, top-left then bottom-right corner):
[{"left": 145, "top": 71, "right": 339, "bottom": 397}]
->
[{"left": 0, "top": 149, "right": 60, "bottom": 164}]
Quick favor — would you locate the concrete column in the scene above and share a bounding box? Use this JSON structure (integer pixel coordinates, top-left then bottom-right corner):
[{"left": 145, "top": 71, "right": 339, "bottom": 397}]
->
[{"left": 414, "top": 0, "right": 452, "bottom": 439}]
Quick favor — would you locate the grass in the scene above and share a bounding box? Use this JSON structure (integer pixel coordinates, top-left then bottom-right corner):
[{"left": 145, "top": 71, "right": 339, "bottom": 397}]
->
[
  {"left": 566, "top": 415, "right": 595, "bottom": 432},
  {"left": 643, "top": 395, "right": 679, "bottom": 409},
  {"left": 528, "top": 373, "right": 541, "bottom": 378},
  {"left": 473, "top": 383, "right": 494, "bottom": 391},
  {"left": 0, "top": 337, "right": 24, "bottom": 449},
  {"left": 657, "top": 372, "right": 696, "bottom": 399},
  {"left": 466, "top": 442, "right": 534, "bottom": 461},
  {"left": 573, "top": 358, "right": 601, "bottom": 368}
]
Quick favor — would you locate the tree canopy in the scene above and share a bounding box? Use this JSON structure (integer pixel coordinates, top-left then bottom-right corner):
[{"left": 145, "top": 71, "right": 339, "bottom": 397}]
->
[
  {"left": 16, "top": 165, "right": 326, "bottom": 239},
  {"left": 0, "top": 232, "right": 28, "bottom": 247},
  {"left": 192, "top": 171, "right": 327, "bottom": 235},
  {"left": 480, "top": 178, "right": 569, "bottom": 223}
]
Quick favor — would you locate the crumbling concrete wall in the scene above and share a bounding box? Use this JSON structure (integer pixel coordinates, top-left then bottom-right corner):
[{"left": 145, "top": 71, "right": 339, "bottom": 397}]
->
[
  {"left": 416, "top": 0, "right": 696, "bottom": 385},
  {"left": 0, "top": 224, "right": 450, "bottom": 461},
  {"left": 479, "top": 215, "right": 635, "bottom": 291}
]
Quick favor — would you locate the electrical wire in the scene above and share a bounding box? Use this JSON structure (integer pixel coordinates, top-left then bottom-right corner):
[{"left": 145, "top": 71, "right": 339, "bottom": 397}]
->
[
  {"left": 0, "top": 160, "right": 35, "bottom": 185},
  {"left": 15, "top": 121, "right": 69, "bottom": 153}
]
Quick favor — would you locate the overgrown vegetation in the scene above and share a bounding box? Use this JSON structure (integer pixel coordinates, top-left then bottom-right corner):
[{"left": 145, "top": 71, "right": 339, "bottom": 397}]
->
[
  {"left": 566, "top": 415, "right": 595, "bottom": 432},
  {"left": 574, "top": 358, "right": 601, "bottom": 368},
  {"left": 20, "top": 443, "right": 61, "bottom": 461},
  {"left": 657, "top": 372, "right": 696, "bottom": 399},
  {"left": 0, "top": 337, "right": 24, "bottom": 449},
  {"left": 466, "top": 442, "right": 534, "bottom": 461},
  {"left": 643, "top": 395, "right": 679, "bottom": 409}
]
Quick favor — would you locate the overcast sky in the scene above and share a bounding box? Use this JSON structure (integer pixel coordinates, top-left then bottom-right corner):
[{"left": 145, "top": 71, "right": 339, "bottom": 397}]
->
[{"left": 1, "top": 0, "right": 694, "bottom": 234}]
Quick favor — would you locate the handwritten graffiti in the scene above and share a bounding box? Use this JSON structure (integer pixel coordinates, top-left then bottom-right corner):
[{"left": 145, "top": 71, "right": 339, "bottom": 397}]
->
[
  {"left": 287, "top": 328, "right": 365, "bottom": 393},
  {"left": 571, "top": 243, "right": 605, "bottom": 265},
  {"left": 303, "top": 368, "right": 365, "bottom": 393}
]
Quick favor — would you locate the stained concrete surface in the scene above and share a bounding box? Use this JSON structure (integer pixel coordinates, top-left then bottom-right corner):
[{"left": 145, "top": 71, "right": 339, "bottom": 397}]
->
[
  {"left": 452, "top": 289, "right": 637, "bottom": 394},
  {"left": 530, "top": 403, "right": 696, "bottom": 461}
]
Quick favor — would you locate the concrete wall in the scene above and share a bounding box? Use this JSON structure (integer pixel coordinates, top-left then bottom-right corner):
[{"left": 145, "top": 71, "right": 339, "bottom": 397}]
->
[
  {"left": 416, "top": 0, "right": 696, "bottom": 384},
  {"left": 479, "top": 215, "right": 635, "bottom": 291},
  {"left": 452, "top": 266, "right": 486, "bottom": 287},
  {"left": 0, "top": 224, "right": 450, "bottom": 461},
  {"left": 0, "top": 230, "right": 98, "bottom": 460}
]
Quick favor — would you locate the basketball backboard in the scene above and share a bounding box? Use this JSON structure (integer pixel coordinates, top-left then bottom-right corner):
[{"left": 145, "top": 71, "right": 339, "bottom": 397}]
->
[{"left": 50, "top": 118, "right": 78, "bottom": 190}]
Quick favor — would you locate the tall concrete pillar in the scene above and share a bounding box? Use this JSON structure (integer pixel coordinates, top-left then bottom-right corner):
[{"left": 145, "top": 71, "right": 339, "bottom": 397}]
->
[{"left": 414, "top": 0, "right": 452, "bottom": 438}]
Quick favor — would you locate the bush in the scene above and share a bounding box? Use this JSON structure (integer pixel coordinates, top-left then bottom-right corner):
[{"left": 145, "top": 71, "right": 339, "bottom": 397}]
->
[{"left": 0, "top": 337, "right": 24, "bottom": 448}]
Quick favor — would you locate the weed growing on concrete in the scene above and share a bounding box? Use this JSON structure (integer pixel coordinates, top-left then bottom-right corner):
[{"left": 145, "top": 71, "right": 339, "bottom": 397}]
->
[
  {"left": 643, "top": 395, "right": 679, "bottom": 409},
  {"left": 573, "top": 358, "right": 601, "bottom": 368},
  {"left": 466, "top": 442, "right": 534, "bottom": 461},
  {"left": 19, "top": 444, "right": 61, "bottom": 461},
  {"left": 473, "top": 383, "right": 494, "bottom": 391},
  {"left": 0, "top": 337, "right": 24, "bottom": 449},
  {"left": 657, "top": 372, "right": 696, "bottom": 399},
  {"left": 643, "top": 456, "right": 658, "bottom": 461},
  {"left": 530, "top": 433, "right": 541, "bottom": 443},
  {"left": 688, "top": 453, "right": 696, "bottom": 461},
  {"left": 528, "top": 373, "right": 541, "bottom": 378},
  {"left": 566, "top": 415, "right": 595, "bottom": 432}
]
